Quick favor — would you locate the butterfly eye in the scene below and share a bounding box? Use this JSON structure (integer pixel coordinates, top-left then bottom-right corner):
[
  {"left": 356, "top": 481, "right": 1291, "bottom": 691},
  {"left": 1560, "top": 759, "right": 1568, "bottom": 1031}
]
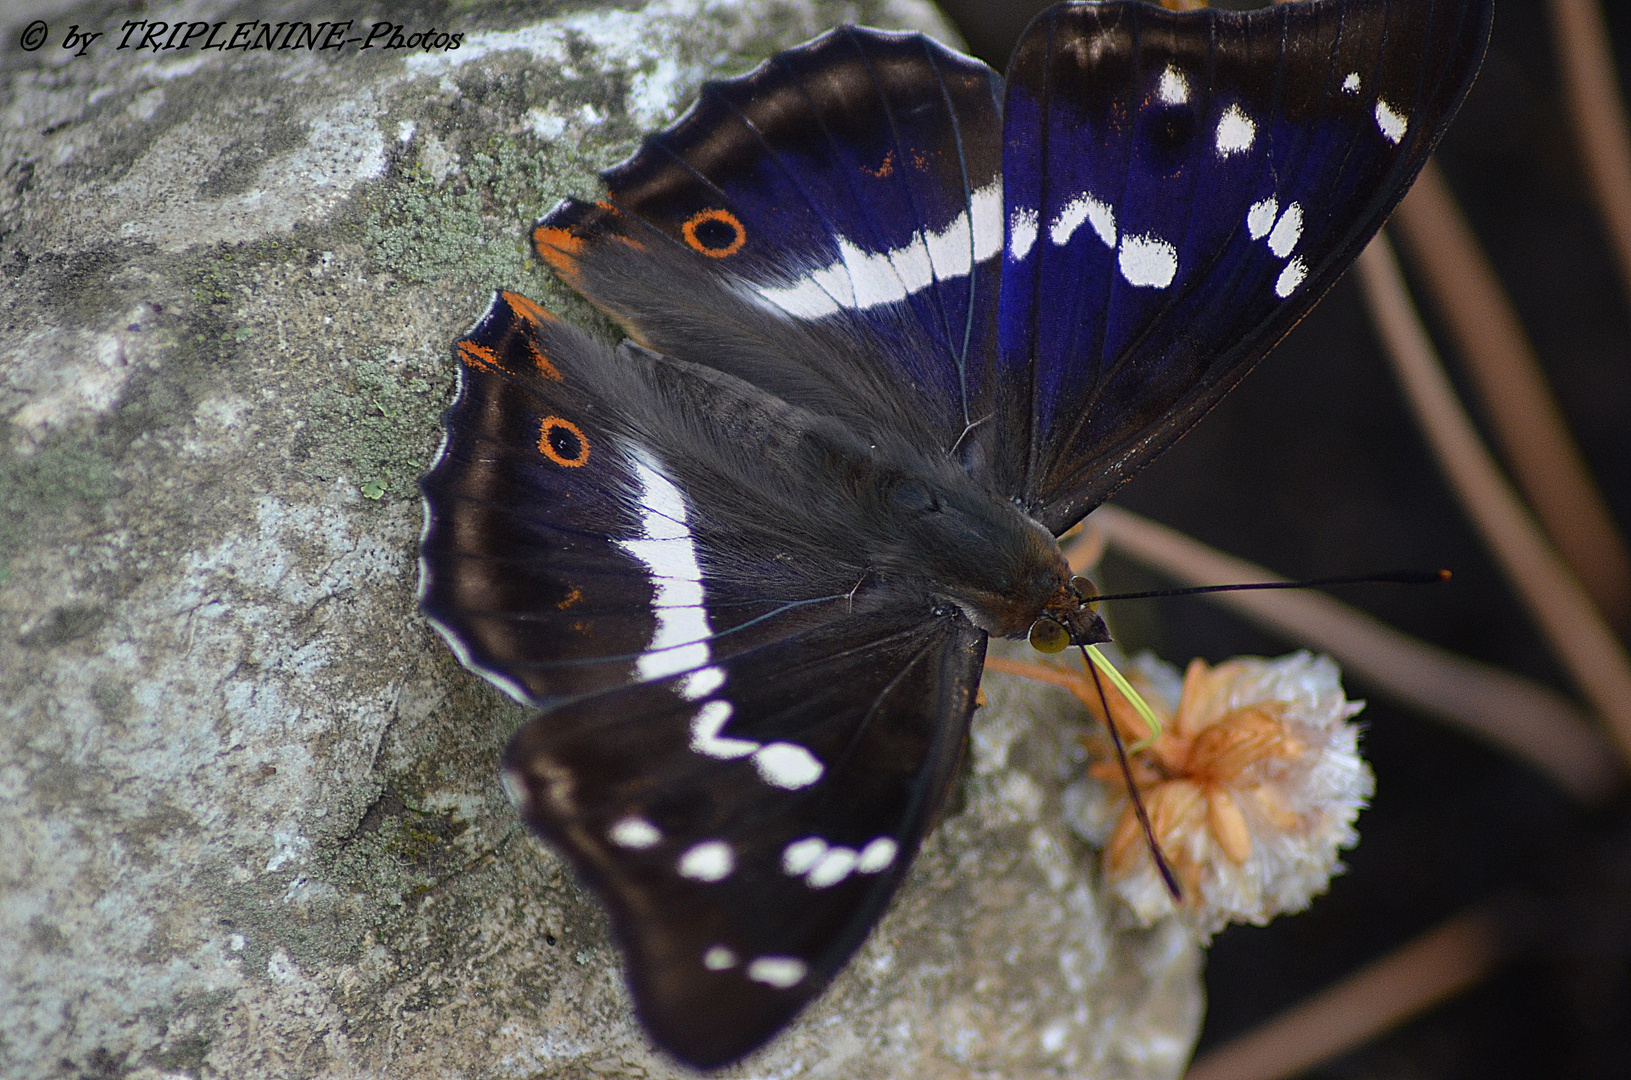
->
[
  {"left": 1070, "top": 577, "right": 1099, "bottom": 604},
  {"left": 1028, "top": 617, "right": 1070, "bottom": 654}
]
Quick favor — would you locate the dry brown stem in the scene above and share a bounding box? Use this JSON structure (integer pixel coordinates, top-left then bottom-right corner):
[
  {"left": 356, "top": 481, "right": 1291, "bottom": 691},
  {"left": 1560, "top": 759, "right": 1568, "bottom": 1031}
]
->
[
  {"left": 1354, "top": 237, "right": 1631, "bottom": 770},
  {"left": 1548, "top": 0, "right": 1631, "bottom": 311},
  {"left": 1393, "top": 161, "right": 1631, "bottom": 632}
]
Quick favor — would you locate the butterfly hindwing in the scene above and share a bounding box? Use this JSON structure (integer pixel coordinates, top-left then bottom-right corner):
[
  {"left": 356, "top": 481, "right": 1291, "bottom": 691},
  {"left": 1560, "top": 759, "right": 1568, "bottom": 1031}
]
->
[
  {"left": 422, "top": 292, "right": 864, "bottom": 702},
  {"left": 995, "top": 0, "right": 1494, "bottom": 530},
  {"left": 533, "top": 26, "right": 1004, "bottom": 453},
  {"left": 503, "top": 598, "right": 985, "bottom": 1067},
  {"left": 419, "top": 292, "right": 661, "bottom": 702}
]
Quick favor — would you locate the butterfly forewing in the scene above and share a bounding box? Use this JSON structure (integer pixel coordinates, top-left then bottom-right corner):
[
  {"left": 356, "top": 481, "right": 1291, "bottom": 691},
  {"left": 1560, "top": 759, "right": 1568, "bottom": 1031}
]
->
[
  {"left": 996, "top": 0, "right": 1494, "bottom": 530},
  {"left": 503, "top": 594, "right": 985, "bottom": 1067},
  {"left": 532, "top": 26, "right": 1004, "bottom": 452}
]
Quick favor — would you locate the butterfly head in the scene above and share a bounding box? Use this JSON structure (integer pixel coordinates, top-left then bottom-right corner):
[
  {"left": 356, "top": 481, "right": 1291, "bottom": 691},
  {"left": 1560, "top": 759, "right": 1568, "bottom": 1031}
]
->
[{"left": 1028, "top": 575, "right": 1108, "bottom": 653}]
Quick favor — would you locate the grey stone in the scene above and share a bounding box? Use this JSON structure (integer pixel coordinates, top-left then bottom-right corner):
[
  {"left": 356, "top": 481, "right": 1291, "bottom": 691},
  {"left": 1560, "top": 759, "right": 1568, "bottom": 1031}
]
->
[{"left": 0, "top": 2, "right": 1203, "bottom": 1076}]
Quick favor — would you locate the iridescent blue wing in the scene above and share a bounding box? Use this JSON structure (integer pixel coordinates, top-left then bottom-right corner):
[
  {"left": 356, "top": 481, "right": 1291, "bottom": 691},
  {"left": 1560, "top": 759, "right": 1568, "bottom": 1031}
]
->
[
  {"left": 420, "top": 292, "right": 986, "bottom": 1067},
  {"left": 534, "top": 26, "right": 1003, "bottom": 456},
  {"left": 993, "top": 0, "right": 1493, "bottom": 532}
]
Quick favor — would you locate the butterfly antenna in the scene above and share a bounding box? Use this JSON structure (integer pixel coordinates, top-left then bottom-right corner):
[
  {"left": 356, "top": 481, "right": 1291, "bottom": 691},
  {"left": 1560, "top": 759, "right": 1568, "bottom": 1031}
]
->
[
  {"left": 1079, "top": 645, "right": 1182, "bottom": 902},
  {"left": 1089, "top": 568, "right": 1450, "bottom": 604}
]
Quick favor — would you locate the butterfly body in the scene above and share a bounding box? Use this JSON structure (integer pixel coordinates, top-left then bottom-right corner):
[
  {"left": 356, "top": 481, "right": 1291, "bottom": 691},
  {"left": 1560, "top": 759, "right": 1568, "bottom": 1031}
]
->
[{"left": 419, "top": 0, "right": 1491, "bottom": 1067}]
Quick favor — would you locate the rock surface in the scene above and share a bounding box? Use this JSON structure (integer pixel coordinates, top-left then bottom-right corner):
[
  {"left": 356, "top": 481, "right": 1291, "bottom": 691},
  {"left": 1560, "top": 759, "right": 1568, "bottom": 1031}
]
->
[{"left": 0, "top": 2, "right": 1203, "bottom": 1076}]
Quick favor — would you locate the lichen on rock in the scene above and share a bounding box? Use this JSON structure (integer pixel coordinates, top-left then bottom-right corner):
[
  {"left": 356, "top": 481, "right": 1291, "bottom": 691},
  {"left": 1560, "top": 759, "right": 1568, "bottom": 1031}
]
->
[{"left": 1, "top": 3, "right": 1203, "bottom": 1077}]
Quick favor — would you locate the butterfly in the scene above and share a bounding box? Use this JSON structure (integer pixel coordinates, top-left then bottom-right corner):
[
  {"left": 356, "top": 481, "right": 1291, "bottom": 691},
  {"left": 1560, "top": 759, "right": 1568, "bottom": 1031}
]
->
[{"left": 418, "top": 0, "right": 1491, "bottom": 1067}]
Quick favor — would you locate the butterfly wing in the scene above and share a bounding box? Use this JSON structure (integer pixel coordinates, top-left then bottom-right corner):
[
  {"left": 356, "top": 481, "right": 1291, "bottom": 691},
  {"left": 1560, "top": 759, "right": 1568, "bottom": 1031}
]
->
[
  {"left": 993, "top": 0, "right": 1494, "bottom": 531},
  {"left": 420, "top": 291, "right": 673, "bottom": 705},
  {"left": 532, "top": 26, "right": 1004, "bottom": 456},
  {"left": 420, "top": 292, "right": 987, "bottom": 1066},
  {"left": 504, "top": 601, "right": 984, "bottom": 1068},
  {"left": 421, "top": 291, "right": 873, "bottom": 703}
]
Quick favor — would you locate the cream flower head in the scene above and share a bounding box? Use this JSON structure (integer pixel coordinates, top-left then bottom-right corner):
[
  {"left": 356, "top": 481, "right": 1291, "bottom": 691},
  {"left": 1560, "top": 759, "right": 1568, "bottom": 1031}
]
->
[{"left": 1066, "top": 650, "right": 1372, "bottom": 938}]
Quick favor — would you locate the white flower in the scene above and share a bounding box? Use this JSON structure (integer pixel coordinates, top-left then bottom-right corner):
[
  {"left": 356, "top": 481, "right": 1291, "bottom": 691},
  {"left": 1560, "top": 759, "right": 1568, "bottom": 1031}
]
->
[{"left": 1071, "top": 651, "right": 1372, "bottom": 938}]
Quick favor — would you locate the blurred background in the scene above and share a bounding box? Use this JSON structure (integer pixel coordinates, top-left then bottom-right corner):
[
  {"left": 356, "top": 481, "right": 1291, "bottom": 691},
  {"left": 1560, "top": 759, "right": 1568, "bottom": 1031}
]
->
[{"left": 934, "top": 0, "right": 1631, "bottom": 1077}]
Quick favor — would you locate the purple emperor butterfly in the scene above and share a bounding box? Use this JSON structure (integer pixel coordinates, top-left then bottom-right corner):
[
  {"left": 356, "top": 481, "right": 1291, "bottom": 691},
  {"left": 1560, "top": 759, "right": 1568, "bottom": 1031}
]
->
[{"left": 419, "top": 0, "right": 1492, "bottom": 1067}]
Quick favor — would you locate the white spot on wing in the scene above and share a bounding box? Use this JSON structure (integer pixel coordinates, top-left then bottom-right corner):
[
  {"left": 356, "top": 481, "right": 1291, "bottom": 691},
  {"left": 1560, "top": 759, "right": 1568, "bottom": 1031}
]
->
[
  {"left": 1342, "top": 72, "right": 1361, "bottom": 94},
  {"left": 678, "top": 840, "right": 734, "bottom": 882},
  {"left": 752, "top": 270, "right": 847, "bottom": 319},
  {"left": 1050, "top": 201, "right": 1086, "bottom": 246},
  {"left": 609, "top": 817, "right": 661, "bottom": 849},
  {"left": 856, "top": 836, "right": 898, "bottom": 873},
  {"left": 621, "top": 480, "right": 832, "bottom": 781},
  {"left": 1088, "top": 202, "right": 1116, "bottom": 248},
  {"left": 1158, "top": 65, "right": 1189, "bottom": 106},
  {"left": 1268, "top": 202, "right": 1303, "bottom": 258},
  {"left": 886, "top": 235, "right": 934, "bottom": 298},
  {"left": 690, "top": 699, "right": 756, "bottom": 760},
  {"left": 752, "top": 181, "right": 1003, "bottom": 319},
  {"left": 616, "top": 448, "right": 714, "bottom": 683},
  {"left": 1117, "top": 234, "right": 1178, "bottom": 288},
  {"left": 752, "top": 742, "right": 824, "bottom": 789},
  {"left": 687, "top": 690, "right": 828, "bottom": 792},
  {"left": 782, "top": 837, "right": 828, "bottom": 875},
  {"left": 924, "top": 183, "right": 1001, "bottom": 289},
  {"left": 970, "top": 182, "right": 1005, "bottom": 263},
  {"left": 1374, "top": 99, "right": 1407, "bottom": 144},
  {"left": 1009, "top": 207, "right": 1038, "bottom": 261},
  {"left": 840, "top": 235, "right": 910, "bottom": 309},
  {"left": 680, "top": 665, "right": 724, "bottom": 701},
  {"left": 747, "top": 956, "right": 807, "bottom": 988},
  {"left": 806, "top": 847, "right": 858, "bottom": 888},
  {"left": 1246, "top": 198, "right": 1278, "bottom": 241},
  {"left": 1215, "top": 105, "right": 1255, "bottom": 156},
  {"left": 703, "top": 946, "right": 737, "bottom": 970},
  {"left": 1050, "top": 193, "right": 1116, "bottom": 249},
  {"left": 1276, "top": 256, "right": 1307, "bottom": 298}
]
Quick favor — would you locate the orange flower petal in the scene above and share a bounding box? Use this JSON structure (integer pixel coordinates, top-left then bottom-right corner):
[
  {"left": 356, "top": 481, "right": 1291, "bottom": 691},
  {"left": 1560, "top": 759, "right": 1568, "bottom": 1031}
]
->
[{"left": 1206, "top": 785, "right": 1253, "bottom": 864}]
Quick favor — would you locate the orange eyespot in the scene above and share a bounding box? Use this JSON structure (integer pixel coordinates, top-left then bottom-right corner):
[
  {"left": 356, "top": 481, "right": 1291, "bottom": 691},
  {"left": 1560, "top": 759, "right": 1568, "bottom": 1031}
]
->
[
  {"left": 681, "top": 208, "right": 747, "bottom": 258},
  {"left": 537, "top": 416, "right": 590, "bottom": 467}
]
